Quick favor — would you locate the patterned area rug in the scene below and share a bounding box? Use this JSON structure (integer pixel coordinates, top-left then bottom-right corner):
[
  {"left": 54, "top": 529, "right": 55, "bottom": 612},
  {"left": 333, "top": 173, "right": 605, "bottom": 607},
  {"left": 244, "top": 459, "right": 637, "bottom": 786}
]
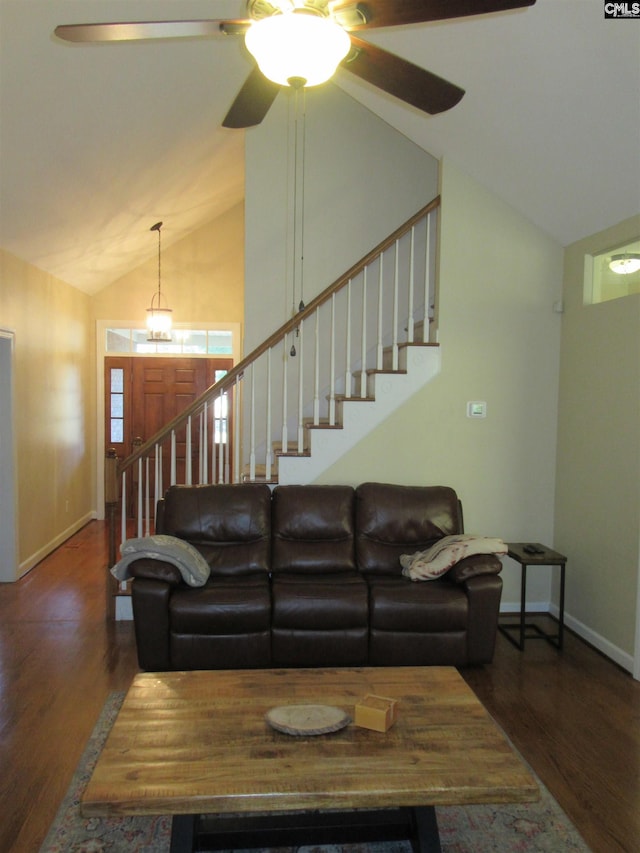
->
[{"left": 40, "top": 692, "right": 590, "bottom": 852}]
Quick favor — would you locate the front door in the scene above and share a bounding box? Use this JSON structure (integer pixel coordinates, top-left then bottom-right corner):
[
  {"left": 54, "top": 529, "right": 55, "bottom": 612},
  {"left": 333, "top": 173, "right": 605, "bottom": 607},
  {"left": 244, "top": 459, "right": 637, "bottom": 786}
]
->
[{"left": 105, "top": 356, "right": 232, "bottom": 516}]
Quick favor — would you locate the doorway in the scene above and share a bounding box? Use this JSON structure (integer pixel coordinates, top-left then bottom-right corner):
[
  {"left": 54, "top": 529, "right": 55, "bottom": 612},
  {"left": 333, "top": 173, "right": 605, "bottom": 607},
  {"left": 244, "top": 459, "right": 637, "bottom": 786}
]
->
[
  {"left": 0, "top": 330, "right": 18, "bottom": 581},
  {"left": 105, "top": 356, "right": 233, "bottom": 516}
]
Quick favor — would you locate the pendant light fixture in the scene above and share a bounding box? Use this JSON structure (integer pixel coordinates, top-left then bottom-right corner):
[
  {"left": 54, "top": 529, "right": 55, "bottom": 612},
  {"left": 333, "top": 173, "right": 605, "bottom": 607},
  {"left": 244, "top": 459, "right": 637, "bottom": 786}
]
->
[{"left": 146, "top": 221, "right": 172, "bottom": 342}]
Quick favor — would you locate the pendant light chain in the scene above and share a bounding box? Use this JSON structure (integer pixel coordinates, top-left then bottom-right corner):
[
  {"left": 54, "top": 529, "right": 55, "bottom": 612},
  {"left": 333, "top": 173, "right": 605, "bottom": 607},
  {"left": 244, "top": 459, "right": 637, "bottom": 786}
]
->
[
  {"left": 150, "top": 221, "right": 164, "bottom": 307},
  {"left": 157, "top": 223, "right": 162, "bottom": 303}
]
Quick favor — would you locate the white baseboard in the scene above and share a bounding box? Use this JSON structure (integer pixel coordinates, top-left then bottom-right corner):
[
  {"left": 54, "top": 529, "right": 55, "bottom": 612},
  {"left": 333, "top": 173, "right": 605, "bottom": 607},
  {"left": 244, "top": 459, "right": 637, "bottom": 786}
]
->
[
  {"left": 500, "top": 601, "right": 550, "bottom": 614},
  {"left": 500, "top": 599, "right": 634, "bottom": 676},
  {"left": 18, "top": 511, "right": 96, "bottom": 579},
  {"left": 115, "top": 595, "right": 133, "bottom": 621},
  {"left": 561, "top": 610, "right": 634, "bottom": 674}
]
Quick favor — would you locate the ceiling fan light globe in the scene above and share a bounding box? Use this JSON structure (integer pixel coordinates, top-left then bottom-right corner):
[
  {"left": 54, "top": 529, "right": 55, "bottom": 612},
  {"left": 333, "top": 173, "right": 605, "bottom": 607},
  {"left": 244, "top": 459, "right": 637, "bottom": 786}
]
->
[
  {"left": 245, "top": 14, "right": 350, "bottom": 88},
  {"left": 609, "top": 253, "right": 640, "bottom": 275}
]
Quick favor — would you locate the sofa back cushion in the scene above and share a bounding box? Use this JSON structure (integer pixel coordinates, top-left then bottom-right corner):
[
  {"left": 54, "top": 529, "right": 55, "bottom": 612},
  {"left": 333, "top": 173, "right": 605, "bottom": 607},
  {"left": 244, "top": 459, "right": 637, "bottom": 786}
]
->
[
  {"left": 355, "top": 483, "right": 462, "bottom": 576},
  {"left": 159, "top": 483, "right": 272, "bottom": 576},
  {"left": 271, "top": 485, "right": 356, "bottom": 574}
]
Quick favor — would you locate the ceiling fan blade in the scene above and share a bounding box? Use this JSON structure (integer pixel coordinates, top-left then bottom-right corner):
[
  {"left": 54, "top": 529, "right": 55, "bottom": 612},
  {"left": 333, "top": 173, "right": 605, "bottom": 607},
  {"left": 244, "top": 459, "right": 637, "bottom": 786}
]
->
[
  {"left": 223, "top": 67, "right": 281, "bottom": 129},
  {"left": 343, "top": 0, "right": 536, "bottom": 31},
  {"left": 54, "top": 20, "right": 249, "bottom": 43},
  {"left": 343, "top": 36, "right": 464, "bottom": 115}
]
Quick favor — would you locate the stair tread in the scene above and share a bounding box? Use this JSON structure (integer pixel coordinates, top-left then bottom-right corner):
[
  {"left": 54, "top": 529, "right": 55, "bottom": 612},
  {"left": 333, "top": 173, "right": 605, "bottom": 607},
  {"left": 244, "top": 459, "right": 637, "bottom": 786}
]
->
[
  {"left": 305, "top": 422, "right": 343, "bottom": 430},
  {"left": 383, "top": 341, "right": 439, "bottom": 351}
]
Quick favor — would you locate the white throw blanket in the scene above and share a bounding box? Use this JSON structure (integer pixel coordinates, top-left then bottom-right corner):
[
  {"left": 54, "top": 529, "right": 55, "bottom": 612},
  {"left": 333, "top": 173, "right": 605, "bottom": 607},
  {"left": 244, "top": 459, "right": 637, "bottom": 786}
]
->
[
  {"left": 110, "top": 534, "right": 210, "bottom": 587},
  {"left": 400, "top": 534, "right": 507, "bottom": 581}
]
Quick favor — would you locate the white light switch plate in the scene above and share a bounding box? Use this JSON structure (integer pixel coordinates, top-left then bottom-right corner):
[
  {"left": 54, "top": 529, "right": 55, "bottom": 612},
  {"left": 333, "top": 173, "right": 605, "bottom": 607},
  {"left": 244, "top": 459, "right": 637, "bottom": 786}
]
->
[{"left": 467, "top": 401, "right": 487, "bottom": 418}]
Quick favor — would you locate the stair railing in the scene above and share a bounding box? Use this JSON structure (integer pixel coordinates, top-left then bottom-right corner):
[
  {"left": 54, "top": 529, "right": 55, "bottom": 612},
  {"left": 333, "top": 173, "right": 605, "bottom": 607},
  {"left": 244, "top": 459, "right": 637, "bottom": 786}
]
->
[{"left": 105, "top": 196, "right": 440, "bottom": 617}]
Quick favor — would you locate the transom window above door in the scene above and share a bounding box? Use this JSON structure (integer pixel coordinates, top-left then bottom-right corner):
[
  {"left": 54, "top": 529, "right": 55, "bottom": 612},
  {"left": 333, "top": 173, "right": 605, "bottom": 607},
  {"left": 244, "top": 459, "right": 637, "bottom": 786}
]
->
[{"left": 105, "top": 328, "right": 233, "bottom": 355}]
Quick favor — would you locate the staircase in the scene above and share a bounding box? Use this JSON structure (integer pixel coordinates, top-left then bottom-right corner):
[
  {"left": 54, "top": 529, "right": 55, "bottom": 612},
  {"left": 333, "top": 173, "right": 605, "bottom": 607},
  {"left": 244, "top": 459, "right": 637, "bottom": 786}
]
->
[{"left": 105, "top": 197, "right": 441, "bottom": 618}]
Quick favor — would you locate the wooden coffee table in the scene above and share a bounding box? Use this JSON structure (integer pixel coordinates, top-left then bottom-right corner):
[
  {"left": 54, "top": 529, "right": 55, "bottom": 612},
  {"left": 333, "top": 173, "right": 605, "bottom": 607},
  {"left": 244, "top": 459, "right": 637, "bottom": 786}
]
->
[{"left": 82, "top": 667, "right": 538, "bottom": 852}]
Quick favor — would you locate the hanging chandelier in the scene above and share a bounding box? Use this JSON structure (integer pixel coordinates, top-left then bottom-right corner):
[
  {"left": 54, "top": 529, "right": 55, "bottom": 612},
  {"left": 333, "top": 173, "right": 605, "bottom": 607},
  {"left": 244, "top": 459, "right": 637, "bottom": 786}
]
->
[{"left": 146, "top": 221, "right": 173, "bottom": 342}]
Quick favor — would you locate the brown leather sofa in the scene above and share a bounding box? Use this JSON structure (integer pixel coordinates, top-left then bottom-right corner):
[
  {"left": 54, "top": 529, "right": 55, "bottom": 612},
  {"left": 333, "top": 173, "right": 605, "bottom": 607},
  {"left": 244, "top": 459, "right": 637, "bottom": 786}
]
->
[{"left": 128, "top": 482, "right": 503, "bottom": 671}]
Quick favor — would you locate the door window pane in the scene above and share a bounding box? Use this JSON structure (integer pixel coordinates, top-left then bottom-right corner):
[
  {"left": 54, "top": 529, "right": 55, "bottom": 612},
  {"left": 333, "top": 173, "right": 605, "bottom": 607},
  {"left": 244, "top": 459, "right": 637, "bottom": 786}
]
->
[
  {"left": 110, "top": 419, "right": 124, "bottom": 443},
  {"left": 109, "top": 368, "right": 124, "bottom": 444}
]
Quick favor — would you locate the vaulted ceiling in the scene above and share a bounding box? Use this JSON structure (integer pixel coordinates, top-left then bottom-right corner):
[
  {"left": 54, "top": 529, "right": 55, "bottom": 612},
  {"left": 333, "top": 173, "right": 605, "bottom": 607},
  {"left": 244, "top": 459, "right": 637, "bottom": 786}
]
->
[{"left": 1, "top": 0, "right": 638, "bottom": 294}]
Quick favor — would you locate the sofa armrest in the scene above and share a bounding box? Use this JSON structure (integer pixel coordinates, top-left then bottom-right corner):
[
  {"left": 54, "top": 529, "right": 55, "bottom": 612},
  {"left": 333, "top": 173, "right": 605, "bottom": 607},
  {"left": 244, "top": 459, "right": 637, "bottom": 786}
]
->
[
  {"left": 458, "top": 573, "right": 503, "bottom": 664},
  {"left": 131, "top": 577, "right": 174, "bottom": 670},
  {"left": 126, "top": 557, "right": 184, "bottom": 587},
  {"left": 447, "top": 553, "right": 503, "bottom": 584}
]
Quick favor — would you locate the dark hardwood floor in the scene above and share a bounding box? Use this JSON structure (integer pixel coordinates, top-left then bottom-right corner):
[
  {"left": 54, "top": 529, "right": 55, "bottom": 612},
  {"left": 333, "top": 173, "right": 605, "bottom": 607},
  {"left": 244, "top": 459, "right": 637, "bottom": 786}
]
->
[{"left": 0, "top": 520, "right": 638, "bottom": 852}]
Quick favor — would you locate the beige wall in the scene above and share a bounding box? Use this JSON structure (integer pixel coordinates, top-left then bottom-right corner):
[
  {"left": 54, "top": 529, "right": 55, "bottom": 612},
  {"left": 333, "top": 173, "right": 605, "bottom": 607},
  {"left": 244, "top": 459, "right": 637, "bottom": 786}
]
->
[
  {"left": 0, "top": 249, "right": 95, "bottom": 578},
  {"left": 555, "top": 215, "right": 640, "bottom": 667},
  {"left": 0, "top": 202, "right": 244, "bottom": 579},
  {"left": 316, "top": 160, "right": 565, "bottom": 609},
  {"left": 244, "top": 85, "right": 440, "bottom": 350},
  {"left": 92, "top": 203, "right": 245, "bottom": 333}
]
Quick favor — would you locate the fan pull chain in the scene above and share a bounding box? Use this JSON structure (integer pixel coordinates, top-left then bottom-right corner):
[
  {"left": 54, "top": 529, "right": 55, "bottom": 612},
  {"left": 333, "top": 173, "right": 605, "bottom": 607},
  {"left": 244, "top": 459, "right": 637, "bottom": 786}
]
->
[
  {"left": 289, "top": 82, "right": 307, "bottom": 357},
  {"left": 298, "top": 85, "right": 306, "bottom": 315}
]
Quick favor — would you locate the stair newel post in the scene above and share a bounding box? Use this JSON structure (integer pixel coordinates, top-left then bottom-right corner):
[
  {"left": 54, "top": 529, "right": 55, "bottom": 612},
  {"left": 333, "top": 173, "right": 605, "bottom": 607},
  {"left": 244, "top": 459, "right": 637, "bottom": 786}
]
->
[
  {"left": 407, "top": 226, "right": 415, "bottom": 344},
  {"left": 105, "top": 448, "right": 119, "bottom": 621},
  {"left": 360, "top": 267, "right": 368, "bottom": 398}
]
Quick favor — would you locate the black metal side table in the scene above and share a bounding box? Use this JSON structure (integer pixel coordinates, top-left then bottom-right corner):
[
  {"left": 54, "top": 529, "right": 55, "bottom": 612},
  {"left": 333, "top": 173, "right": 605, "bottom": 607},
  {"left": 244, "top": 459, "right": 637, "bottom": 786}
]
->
[{"left": 499, "top": 543, "right": 567, "bottom": 651}]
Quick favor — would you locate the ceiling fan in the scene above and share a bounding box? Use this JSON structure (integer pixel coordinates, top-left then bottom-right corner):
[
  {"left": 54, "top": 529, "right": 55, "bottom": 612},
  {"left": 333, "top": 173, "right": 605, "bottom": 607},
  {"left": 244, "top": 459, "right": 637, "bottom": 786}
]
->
[{"left": 55, "top": 0, "right": 536, "bottom": 129}]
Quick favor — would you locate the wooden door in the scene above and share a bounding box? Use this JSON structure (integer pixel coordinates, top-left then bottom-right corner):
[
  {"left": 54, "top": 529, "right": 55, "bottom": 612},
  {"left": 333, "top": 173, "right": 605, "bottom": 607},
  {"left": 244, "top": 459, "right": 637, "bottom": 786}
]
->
[{"left": 105, "top": 357, "right": 233, "bottom": 516}]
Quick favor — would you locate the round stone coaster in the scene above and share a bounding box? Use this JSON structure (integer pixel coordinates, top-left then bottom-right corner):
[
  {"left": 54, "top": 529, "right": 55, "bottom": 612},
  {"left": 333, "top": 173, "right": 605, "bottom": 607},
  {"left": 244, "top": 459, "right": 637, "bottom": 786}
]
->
[{"left": 265, "top": 704, "right": 351, "bottom": 736}]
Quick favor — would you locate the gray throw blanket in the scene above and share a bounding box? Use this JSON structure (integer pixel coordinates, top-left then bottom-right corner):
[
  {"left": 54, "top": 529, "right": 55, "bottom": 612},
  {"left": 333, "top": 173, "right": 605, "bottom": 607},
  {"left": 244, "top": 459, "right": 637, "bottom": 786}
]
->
[{"left": 110, "top": 534, "right": 210, "bottom": 587}]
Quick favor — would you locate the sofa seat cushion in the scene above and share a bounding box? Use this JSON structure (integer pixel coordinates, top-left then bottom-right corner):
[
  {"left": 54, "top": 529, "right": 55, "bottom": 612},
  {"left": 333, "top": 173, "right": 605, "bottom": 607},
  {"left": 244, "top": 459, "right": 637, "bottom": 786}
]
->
[
  {"left": 271, "top": 572, "right": 369, "bottom": 667},
  {"left": 272, "top": 572, "right": 368, "bottom": 630},
  {"left": 170, "top": 573, "right": 271, "bottom": 635},
  {"left": 367, "top": 575, "right": 468, "bottom": 633}
]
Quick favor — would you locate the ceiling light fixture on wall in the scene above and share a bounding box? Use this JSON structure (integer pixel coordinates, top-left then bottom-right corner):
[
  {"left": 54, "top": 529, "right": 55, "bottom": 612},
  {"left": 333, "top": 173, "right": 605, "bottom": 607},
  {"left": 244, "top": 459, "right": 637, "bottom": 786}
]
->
[
  {"left": 146, "top": 221, "right": 172, "bottom": 342},
  {"left": 609, "top": 253, "right": 640, "bottom": 275},
  {"left": 245, "top": 11, "right": 350, "bottom": 88}
]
